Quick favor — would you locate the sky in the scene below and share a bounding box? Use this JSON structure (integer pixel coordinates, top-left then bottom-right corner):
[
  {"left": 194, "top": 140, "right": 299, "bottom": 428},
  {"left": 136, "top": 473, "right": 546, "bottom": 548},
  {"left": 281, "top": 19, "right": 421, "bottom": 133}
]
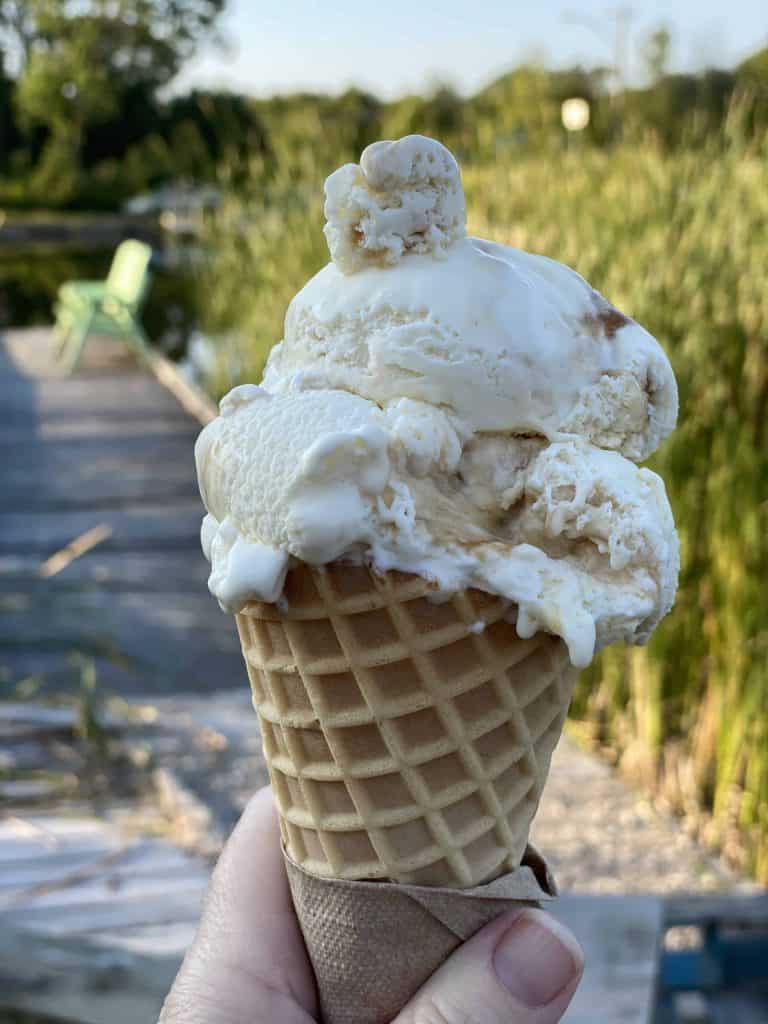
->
[{"left": 175, "top": 0, "right": 768, "bottom": 99}]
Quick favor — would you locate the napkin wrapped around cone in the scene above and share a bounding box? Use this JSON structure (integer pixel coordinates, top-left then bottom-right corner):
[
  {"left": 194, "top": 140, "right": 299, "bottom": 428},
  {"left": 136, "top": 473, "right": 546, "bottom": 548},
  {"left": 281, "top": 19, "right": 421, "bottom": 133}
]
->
[{"left": 284, "top": 845, "right": 557, "bottom": 1024}]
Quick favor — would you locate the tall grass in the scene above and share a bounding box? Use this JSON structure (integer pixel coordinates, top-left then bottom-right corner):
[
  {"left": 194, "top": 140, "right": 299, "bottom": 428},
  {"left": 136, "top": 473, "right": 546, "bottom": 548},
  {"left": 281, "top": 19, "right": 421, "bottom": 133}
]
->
[
  {"left": 199, "top": 133, "right": 768, "bottom": 879},
  {"left": 196, "top": 172, "right": 326, "bottom": 396},
  {"left": 464, "top": 139, "right": 768, "bottom": 878}
]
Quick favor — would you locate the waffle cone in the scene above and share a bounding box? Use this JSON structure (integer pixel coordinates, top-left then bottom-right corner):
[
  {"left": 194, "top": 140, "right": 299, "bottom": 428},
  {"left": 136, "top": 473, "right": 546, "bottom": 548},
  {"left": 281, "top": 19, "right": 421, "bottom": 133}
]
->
[{"left": 237, "top": 562, "right": 577, "bottom": 888}]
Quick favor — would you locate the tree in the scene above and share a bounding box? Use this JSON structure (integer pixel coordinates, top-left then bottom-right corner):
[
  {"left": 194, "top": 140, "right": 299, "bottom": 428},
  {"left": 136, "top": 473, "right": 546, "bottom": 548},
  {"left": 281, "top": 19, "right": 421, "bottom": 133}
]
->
[
  {"left": 736, "top": 45, "right": 768, "bottom": 82},
  {"left": 7, "top": 0, "right": 226, "bottom": 168},
  {"left": 0, "top": 1, "right": 36, "bottom": 73},
  {"left": 16, "top": 18, "right": 118, "bottom": 153},
  {"left": 732, "top": 46, "right": 768, "bottom": 142},
  {"left": 466, "top": 65, "right": 608, "bottom": 154},
  {"left": 642, "top": 26, "right": 672, "bottom": 85},
  {"left": 2, "top": 1, "right": 226, "bottom": 82}
]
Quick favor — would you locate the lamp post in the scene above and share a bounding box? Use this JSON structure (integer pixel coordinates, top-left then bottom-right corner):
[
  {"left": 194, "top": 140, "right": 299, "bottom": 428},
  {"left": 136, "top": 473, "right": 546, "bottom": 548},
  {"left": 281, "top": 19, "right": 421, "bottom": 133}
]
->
[
  {"left": 561, "top": 97, "right": 591, "bottom": 132},
  {"left": 561, "top": 96, "right": 590, "bottom": 148}
]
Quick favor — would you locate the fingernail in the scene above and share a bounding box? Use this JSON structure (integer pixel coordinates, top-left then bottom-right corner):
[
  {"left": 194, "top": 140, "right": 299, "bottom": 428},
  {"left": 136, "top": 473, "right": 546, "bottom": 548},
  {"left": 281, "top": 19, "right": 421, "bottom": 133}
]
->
[{"left": 493, "top": 909, "right": 583, "bottom": 1007}]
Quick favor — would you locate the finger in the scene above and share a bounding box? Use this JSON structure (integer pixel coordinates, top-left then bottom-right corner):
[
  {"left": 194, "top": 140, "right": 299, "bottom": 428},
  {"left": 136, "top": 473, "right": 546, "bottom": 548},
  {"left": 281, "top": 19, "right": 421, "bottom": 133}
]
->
[
  {"left": 159, "top": 786, "right": 317, "bottom": 1024},
  {"left": 393, "top": 907, "right": 583, "bottom": 1024}
]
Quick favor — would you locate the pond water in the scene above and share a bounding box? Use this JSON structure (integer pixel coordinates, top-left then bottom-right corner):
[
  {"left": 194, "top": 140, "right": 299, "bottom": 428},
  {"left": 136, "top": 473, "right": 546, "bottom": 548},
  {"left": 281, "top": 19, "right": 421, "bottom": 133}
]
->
[{"left": 0, "top": 242, "right": 198, "bottom": 358}]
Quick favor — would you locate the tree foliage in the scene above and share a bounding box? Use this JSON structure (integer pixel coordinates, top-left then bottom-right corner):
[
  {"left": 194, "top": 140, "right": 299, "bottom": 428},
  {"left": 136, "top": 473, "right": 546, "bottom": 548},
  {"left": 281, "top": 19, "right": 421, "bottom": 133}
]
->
[
  {"left": 2, "top": 0, "right": 225, "bottom": 83},
  {"left": 3, "top": 0, "right": 226, "bottom": 182},
  {"left": 642, "top": 26, "right": 672, "bottom": 84},
  {"left": 0, "top": 20, "right": 766, "bottom": 211}
]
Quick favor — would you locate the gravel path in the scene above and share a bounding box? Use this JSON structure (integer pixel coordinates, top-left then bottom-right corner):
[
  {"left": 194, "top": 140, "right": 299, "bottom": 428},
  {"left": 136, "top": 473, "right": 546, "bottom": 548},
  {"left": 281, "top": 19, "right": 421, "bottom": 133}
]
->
[
  {"left": 141, "top": 692, "right": 750, "bottom": 894},
  {"left": 532, "top": 736, "right": 744, "bottom": 893}
]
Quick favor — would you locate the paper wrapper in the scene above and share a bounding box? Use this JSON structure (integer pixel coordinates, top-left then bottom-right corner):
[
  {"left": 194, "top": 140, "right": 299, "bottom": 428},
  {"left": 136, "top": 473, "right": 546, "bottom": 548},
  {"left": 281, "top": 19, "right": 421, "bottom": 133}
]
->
[{"left": 284, "top": 844, "right": 557, "bottom": 1024}]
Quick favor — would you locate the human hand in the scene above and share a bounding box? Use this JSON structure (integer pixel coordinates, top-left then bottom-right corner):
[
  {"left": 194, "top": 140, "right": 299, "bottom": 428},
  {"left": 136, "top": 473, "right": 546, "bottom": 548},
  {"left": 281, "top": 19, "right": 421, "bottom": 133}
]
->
[{"left": 160, "top": 787, "right": 583, "bottom": 1024}]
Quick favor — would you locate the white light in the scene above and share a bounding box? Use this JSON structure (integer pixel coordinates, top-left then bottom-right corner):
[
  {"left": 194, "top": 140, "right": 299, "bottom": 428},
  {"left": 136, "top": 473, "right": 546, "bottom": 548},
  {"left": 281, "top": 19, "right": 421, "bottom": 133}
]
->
[{"left": 561, "top": 97, "right": 590, "bottom": 132}]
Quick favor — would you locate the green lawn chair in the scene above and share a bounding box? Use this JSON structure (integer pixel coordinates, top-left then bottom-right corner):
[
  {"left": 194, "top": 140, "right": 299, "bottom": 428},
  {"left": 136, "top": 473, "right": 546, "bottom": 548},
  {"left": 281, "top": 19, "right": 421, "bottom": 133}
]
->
[{"left": 54, "top": 239, "right": 153, "bottom": 372}]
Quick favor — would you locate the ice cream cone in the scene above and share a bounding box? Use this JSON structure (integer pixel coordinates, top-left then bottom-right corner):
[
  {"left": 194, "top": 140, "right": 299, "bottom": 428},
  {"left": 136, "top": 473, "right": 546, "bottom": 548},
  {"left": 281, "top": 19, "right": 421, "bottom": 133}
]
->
[
  {"left": 236, "top": 561, "right": 578, "bottom": 888},
  {"left": 195, "top": 134, "right": 679, "bottom": 1021}
]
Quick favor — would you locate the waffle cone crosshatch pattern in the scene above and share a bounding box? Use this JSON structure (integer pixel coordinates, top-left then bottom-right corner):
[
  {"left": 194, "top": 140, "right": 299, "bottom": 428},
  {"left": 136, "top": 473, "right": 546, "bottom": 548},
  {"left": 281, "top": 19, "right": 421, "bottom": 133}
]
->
[{"left": 236, "top": 563, "right": 578, "bottom": 888}]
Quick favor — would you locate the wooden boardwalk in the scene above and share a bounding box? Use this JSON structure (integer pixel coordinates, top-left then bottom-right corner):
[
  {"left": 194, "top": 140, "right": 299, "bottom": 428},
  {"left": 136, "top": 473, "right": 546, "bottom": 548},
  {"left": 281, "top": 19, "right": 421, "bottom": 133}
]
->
[
  {"left": 0, "top": 809, "right": 662, "bottom": 1024},
  {"left": 2, "top": 328, "right": 765, "bottom": 1023},
  {"left": 0, "top": 328, "right": 243, "bottom": 698},
  {"left": 0, "top": 808, "right": 206, "bottom": 1024},
  {"left": 0, "top": 696, "right": 664, "bottom": 1024}
]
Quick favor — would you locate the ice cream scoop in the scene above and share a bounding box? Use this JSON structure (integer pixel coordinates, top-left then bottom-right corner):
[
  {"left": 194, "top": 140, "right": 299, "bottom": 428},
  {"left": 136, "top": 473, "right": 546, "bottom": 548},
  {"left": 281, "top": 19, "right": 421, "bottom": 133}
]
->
[
  {"left": 196, "top": 134, "right": 679, "bottom": 669},
  {"left": 270, "top": 134, "right": 677, "bottom": 462}
]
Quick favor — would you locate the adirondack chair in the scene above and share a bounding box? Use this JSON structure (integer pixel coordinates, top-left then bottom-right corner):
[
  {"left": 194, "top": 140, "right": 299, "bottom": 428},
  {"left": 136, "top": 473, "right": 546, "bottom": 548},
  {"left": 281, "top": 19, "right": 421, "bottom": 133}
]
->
[{"left": 54, "top": 239, "right": 153, "bottom": 372}]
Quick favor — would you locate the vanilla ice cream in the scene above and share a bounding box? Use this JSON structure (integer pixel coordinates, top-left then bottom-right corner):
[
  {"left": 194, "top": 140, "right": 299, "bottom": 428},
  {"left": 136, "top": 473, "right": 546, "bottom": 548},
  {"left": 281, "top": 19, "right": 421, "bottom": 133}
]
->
[{"left": 196, "top": 135, "right": 679, "bottom": 667}]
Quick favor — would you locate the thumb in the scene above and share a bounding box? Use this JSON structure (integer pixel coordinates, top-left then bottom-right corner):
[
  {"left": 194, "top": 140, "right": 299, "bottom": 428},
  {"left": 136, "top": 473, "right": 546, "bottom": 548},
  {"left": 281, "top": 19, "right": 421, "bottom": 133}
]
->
[{"left": 393, "top": 908, "right": 583, "bottom": 1024}]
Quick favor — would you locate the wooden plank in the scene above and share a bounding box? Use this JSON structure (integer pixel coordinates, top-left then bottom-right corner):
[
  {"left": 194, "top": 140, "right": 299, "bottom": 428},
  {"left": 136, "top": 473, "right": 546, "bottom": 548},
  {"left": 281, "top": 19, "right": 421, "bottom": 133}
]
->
[
  {"left": 6, "top": 857, "right": 209, "bottom": 911},
  {"left": 1, "top": 450, "right": 199, "bottom": 508},
  {"left": 148, "top": 689, "right": 255, "bottom": 729},
  {"left": 2, "top": 328, "right": 214, "bottom": 438},
  {"left": 1, "top": 434, "right": 198, "bottom": 465},
  {"left": 0, "top": 339, "right": 140, "bottom": 373},
  {"left": 0, "top": 327, "right": 245, "bottom": 690},
  {"left": 4, "top": 472, "right": 199, "bottom": 509},
  {"left": 0, "top": 702, "right": 88, "bottom": 728},
  {"left": 0, "top": 502, "right": 204, "bottom": 553},
  {"left": 2, "top": 885, "right": 204, "bottom": 934},
  {"left": 0, "top": 701, "right": 124, "bottom": 742},
  {"left": 0, "top": 738, "right": 50, "bottom": 772},
  {"left": 2, "top": 326, "right": 160, "bottom": 379},
  {"left": 0, "top": 551, "right": 212, "bottom": 591},
  {"left": 0, "top": 348, "right": 176, "bottom": 383},
  {"left": 0, "top": 650, "right": 158, "bottom": 692},
  {"left": 0, "top": 816, "right": 156, "bottom": 848},
  {"left": 0, "top": 839, "right": 201, "bottom": 891},
  {"left": 0, "top": 830, "right": 115, "bottom": 863},
  {"left": 149, "top": 352, "right": 216, "bottom": 425},
  {"left": 0, "top": 589, "right": 236, "bottom": 644},
  {"left": 553, "top": 895, "right": 663, "bottom": 1024},
  {"left": 1, "top": 414, "right": 201, "bottom": 442},
  {"left": 0, "top": 842, "right": 120, "bottom": 880},
  {"left": 0, "top": 798, "right": 204, "bottom": 1023},
  {"left": 0, "top": 776, "right": 78, "bottom": 803},
  {"left": 0, "top": 376, "right": 191, "bottom": 423},
  {"left": 0, "top": 641, "right": 245, "bottom": 697},
  {"left": 0, "top": 812, "right": 110, "bottom": 842},
  {"left": 6, "top": 869, "right": 208, "bottom": 916},
  {"left": 0, "top": 648, "right": 247, "bottom": 698},
  {"left": 0, "top": 923, "right": 181, "bottom": 1024},
  {"left": 0, "top": 590, "right": 242, "bottom": 698}
]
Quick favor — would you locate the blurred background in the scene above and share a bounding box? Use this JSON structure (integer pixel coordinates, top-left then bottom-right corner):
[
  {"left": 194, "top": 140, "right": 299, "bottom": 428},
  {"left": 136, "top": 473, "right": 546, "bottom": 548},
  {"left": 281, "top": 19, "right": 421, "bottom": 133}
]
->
[{"left": 1, "top": 2, "right": 767, "bottom": 1022}]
